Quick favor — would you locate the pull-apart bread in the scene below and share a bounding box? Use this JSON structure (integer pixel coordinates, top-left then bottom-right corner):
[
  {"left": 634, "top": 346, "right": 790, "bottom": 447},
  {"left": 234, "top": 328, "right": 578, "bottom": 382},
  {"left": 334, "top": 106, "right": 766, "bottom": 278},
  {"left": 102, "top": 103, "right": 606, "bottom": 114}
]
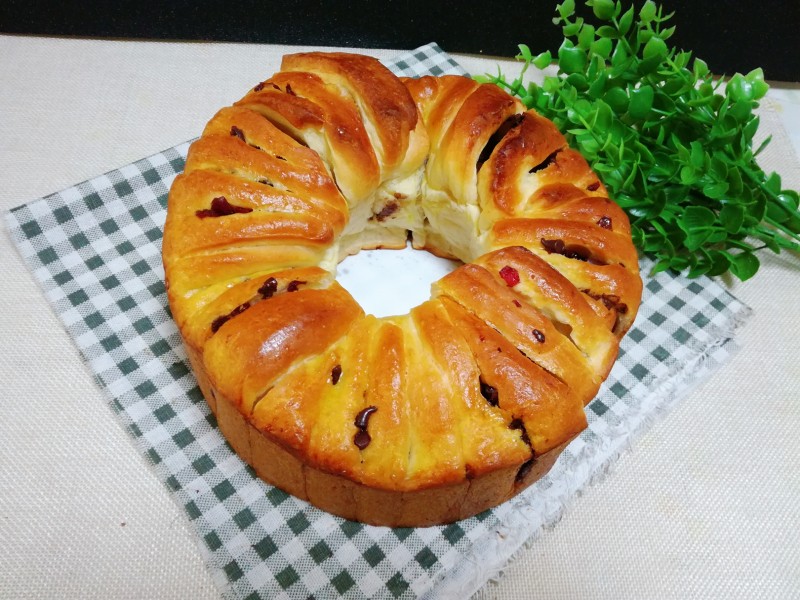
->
[{"left": 162, "top": 52, "right": 642, "bottom": 526}]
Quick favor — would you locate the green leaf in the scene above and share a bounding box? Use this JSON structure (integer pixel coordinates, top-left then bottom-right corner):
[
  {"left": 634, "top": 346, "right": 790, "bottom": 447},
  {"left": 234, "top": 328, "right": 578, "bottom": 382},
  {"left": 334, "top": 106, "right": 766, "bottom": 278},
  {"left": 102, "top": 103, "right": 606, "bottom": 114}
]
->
[
  {"left": 603, "top": 86, "right": 629, "bottom": 112},
  {"left": 558, "top": 42, "right": 587, "bottom": 74},
  {"left": 628, "top": 86, "right": 654, "bottom": 119},
  {"left": 729, "top": 251, "right": 760, "bottom": 281},
  {"left": 532, "top": 51, "right": 553, "bottom": 69},
  {"left": 719, "top": 204, "right": 745, "bottom": 234},
  {"left": 639, "top": 0, "right": 657, "bottom": 23},
  {"left": 643, "top": 36, "right": 668, "bottom": 62},
  {"left": 557, "top": 0, "right": 576, "bottom": 20},
  {"left": 591, "top": 37, "right": 613, "bottom": 59},
  {"left": 692, "top": 58, "right": 708, "bottom": 79},
  {"left": 590, "top": 0, "right": 617, "bottom": 20},
  {"left": 704, "top": 181, "right": 729, "bottom": 199},
  {"left": 680, "top": 205, "right": 716, "bottom": 229},
  {"left": 578, "top": 24, "right": 596, "bottom": 49}
]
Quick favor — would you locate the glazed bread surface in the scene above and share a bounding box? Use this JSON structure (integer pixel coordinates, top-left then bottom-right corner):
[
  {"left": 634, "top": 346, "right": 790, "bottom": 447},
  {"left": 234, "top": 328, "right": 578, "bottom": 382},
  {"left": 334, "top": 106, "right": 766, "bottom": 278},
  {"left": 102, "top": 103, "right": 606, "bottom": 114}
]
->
[{"left": 162, "top": 52, "right": 643, "bottom": 526}]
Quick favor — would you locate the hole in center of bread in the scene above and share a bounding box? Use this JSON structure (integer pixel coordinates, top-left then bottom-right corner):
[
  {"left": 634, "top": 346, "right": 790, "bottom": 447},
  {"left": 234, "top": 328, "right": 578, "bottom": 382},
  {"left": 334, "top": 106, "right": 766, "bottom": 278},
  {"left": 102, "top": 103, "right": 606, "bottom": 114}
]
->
[{"left": 336, "top": 242, "right": 460, "bottom": 318}]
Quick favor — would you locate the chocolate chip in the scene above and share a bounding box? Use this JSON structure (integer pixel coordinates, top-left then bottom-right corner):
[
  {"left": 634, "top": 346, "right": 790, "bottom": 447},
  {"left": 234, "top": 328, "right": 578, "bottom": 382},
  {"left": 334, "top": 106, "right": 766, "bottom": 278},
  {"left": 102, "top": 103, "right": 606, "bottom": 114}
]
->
[
  {"left": 257, "top": 277, "right": 278, "bottom": 299},
  {"left": 230, "top": 126, "right": 245, "bottom": 141},
  {"left": 354, "top": 406, "right": 378, "bottom": 430},
  {"left": 532, "top": 329, "right": 546, "bottom": 343},
  {"left": 286, "top": 280, "right": 306, "bottom": 292},
  {"left": 353, "top": 405, "right": 378, "bottom": 450},
  {"left": 331, "top": 364, "right": 342, "bottom": 385},
  {"left": 253, "top": 82, "right": 265, "bottom": 92},
  {"left": 353, "top": 430, "right": 371, "bottom": 450}
]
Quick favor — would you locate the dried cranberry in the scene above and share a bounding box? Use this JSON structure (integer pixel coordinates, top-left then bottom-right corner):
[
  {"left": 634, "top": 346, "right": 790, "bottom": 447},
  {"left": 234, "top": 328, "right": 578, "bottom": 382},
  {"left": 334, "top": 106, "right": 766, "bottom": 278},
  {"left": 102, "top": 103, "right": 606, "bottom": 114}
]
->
[
  {"left": 374, "top": 202, "right": 398, "bottom": 222},
  {"left": 509, "top": 418, "right": 532, "bottom": 448},
  {"left": 196, "top": 196, "right": 253, "bottom": 218},
  {"left": 230, "top": 126, "right": 245, "bottom": 141},
  {"left": 331, "top": 364, "right": 342, "bottom": 385},
  {"left": 257, "top": 277, "right": 278, "bottom": 298},
  {"left": 532, "top": 329, "right": 546, "bottom": 343},
  {"left": 286, "top": 280, "right": 306, "bottom": 292},
  {"left": 564, "top": 245, "right": 591, "bottom": 262},
  {"left": 285, "top": 83, "right": 296, "bottom": 96},
  {"left": 529, "top": 151, "right": 558, "bottom": 174},
  {"left": 541, "top": 238, "right": 566, "bottom": 255},
  {"left": 587, "top": 181, "right": 601, "bottom": 191},
  {"left": 210, "top": 301, "right": 250, "bottom": 333},
  {"left": 479, "top": 380, "right": 499, "bottom": 406},
  {"left": 253, "top": 82, "right": 265, "bottom": 92},
  {"left": 597, "top": 216, "right": 612, "bottom": 230},
  {"left": 512, "top": 299, "right": 521, "bottom": 308},
  {"left": 210, "top": 314, "right": 230, "bottom": 333},
  {"left": 515, "top": 458, "right": 536, "bottom": 482},
  {"left": 499, "top": 265, "right": 520, "bottom": 287}
]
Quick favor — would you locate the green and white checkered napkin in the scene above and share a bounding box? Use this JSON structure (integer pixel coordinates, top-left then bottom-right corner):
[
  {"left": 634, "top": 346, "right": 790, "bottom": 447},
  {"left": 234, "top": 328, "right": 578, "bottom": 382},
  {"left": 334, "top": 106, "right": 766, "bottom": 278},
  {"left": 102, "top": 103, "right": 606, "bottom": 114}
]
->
[{"left": 5, "top": 43, "right": 752, "bottom": 599}]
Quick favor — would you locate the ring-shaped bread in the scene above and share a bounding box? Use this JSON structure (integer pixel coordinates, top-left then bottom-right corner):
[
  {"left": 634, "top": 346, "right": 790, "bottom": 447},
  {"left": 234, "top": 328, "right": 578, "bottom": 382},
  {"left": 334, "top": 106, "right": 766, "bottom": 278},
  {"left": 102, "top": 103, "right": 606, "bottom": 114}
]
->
[{"left": 162, "top": 52, "right": 642, "bottom": 526}]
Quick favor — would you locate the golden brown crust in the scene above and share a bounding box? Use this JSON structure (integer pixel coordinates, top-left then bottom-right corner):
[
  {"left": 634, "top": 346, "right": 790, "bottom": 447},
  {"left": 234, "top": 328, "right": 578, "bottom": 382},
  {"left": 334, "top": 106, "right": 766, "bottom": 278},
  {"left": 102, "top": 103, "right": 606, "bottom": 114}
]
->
[{"left": 162, "top": 52, "right": 643, "bottom": 526}]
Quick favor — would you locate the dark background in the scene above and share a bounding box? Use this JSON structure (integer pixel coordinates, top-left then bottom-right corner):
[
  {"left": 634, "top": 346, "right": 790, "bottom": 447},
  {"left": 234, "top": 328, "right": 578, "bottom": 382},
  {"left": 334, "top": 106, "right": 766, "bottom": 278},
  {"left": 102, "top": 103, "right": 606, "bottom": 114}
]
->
[{"left": 2, "top": 0, "right": 798, "bottom": 81}]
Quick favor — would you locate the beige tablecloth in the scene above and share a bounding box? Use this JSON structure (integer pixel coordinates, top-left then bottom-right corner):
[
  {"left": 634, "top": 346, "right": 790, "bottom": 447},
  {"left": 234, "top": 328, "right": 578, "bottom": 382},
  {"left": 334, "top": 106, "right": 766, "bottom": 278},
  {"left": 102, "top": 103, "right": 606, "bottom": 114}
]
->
[{"left": 1, "top": 35, "right": 798, "bottom": 599}]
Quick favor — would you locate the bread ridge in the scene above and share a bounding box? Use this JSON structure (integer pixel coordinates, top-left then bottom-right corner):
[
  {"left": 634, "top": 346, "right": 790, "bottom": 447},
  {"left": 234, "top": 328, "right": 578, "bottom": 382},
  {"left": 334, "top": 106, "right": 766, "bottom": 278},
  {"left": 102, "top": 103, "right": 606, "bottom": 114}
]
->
[{"left": 162, "top": 52, "right": 643, "bottom": 526}]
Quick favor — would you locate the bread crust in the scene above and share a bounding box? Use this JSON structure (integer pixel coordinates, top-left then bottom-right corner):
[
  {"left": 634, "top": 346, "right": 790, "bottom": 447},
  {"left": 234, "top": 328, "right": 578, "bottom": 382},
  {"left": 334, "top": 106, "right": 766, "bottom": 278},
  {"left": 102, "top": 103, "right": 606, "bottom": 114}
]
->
[{"left": 163, "top": 52, "right": 642, "bottom": 526}]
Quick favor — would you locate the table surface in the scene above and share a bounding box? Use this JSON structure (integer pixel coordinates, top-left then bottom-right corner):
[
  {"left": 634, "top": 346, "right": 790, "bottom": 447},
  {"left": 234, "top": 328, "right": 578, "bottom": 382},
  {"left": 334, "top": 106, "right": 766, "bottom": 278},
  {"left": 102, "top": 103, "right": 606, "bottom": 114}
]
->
[{"left": 1, "top": 35, "right": 798, "bottom": 600}]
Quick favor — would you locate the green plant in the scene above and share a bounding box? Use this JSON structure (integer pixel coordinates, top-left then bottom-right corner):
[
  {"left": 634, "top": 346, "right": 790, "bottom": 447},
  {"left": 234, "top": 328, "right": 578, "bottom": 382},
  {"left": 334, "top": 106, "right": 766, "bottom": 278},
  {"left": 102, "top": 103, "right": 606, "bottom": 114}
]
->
[{"left": 479, "top": 0, "right": 800, "bottom": 280}]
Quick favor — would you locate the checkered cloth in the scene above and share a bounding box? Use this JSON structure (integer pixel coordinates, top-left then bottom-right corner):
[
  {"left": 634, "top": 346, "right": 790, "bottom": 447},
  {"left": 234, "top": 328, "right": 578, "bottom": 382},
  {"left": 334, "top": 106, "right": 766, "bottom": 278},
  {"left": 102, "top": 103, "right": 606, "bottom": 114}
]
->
[{"left": 5, "top": 43, "right": 751, "bottom": 599}]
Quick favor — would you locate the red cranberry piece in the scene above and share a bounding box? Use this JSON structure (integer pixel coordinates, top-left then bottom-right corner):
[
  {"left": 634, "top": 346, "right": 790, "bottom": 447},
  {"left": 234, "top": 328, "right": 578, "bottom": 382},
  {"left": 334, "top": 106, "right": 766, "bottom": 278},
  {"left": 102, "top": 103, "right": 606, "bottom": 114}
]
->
[
  {"left": 230, "top": 126, "right": 245, "bottom": 141},
  {"left": 597, "top": 216, "right": 612, "bottom": 230},
  {"left": 499, "top": 265, "right": 520, "bottom": 287},
  {"left": 196, "top": 196, "right": 253, "bottom": 218},
  {"left": 587, "top": 181, "right": 601, "bottom": 191},
  {"left": 512, "top": 299, "right": 521, "bottom": 308},
  {"left": 253, "top": 82, "right": 265, "bottom": 92},
  {"left": 331, "top": 364, "right": 342, "bottom": 385},
  {"left": 286, "top": 280, "right": 306, "bottom": 292}
]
